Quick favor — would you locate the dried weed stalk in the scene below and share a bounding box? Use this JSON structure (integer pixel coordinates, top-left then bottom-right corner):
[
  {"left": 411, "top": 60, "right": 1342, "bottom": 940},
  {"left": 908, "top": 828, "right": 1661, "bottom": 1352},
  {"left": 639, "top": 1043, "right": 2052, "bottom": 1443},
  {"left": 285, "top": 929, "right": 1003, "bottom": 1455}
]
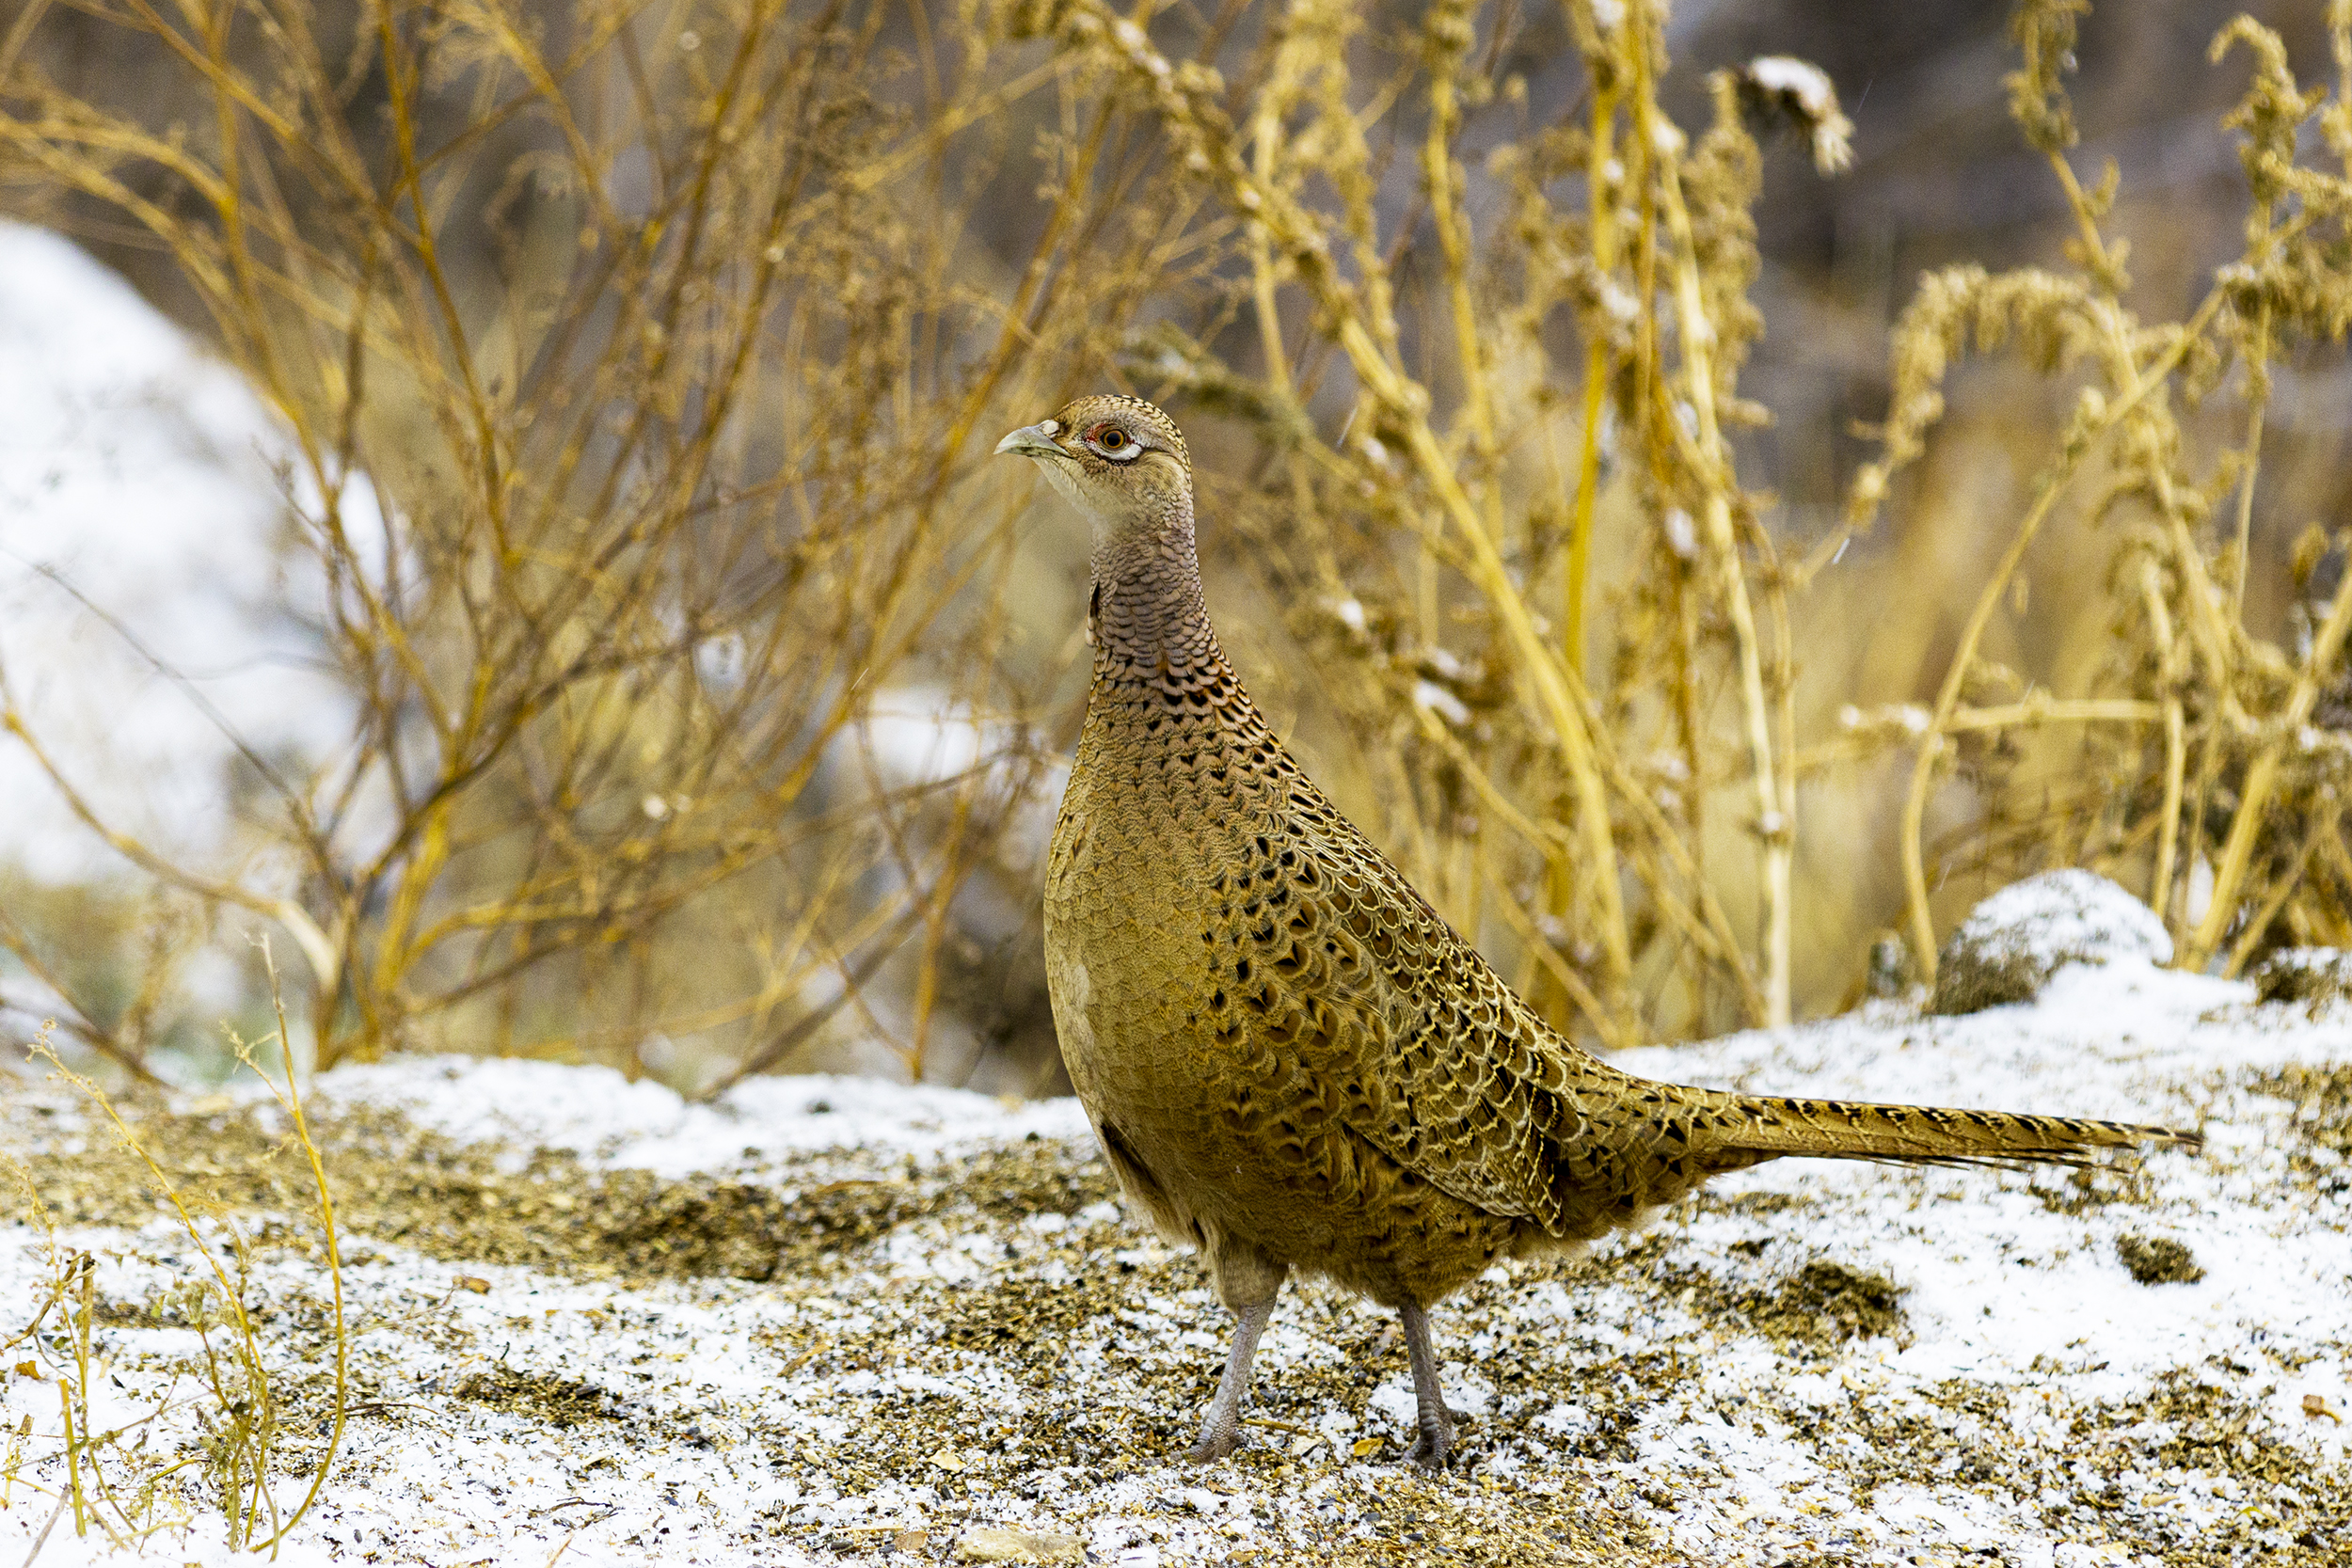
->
[{"left": 8, "top": 974, "right": 348, "bottom": 1550}]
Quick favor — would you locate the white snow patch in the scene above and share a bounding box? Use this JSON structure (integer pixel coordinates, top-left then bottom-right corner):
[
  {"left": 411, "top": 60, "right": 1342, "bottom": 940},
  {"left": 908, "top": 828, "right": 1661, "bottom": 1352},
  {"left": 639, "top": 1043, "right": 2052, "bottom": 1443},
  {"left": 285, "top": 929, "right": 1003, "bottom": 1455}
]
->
[
  {"left": 1746, "top": 55, "right": 1838, "bottom": 118},
  {"left": 290, "top": 1057, "right": 1096, "bottom": 1175},
  {"left": 1943, "top": 868, "right": 2173, "bottom": 972},
  {"left": 1409, "top": 679, "right": 1470, "bottom": 727},
  {"left": 0, "top": 219, "right": 368, "bottom": 888}
]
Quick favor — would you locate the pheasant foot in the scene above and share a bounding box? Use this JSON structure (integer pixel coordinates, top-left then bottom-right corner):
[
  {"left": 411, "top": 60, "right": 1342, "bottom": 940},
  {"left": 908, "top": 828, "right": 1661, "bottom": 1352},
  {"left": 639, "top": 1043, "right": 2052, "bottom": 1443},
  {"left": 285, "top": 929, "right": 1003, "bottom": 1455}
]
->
[
  {"left": 1186, "top": 1294, "right": 1278, "bottom": 1462},
  {"left": 1401, "top": 1301, "right": 1458, "bottom": 1468}
]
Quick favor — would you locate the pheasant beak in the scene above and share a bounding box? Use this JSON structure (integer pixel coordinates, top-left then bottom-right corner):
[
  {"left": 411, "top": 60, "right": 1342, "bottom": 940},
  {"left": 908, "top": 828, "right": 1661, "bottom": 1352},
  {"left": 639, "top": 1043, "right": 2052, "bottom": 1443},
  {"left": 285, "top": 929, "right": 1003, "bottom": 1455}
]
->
[{"left": 993, "top": 420, "right": 1070, "bottom": 461}]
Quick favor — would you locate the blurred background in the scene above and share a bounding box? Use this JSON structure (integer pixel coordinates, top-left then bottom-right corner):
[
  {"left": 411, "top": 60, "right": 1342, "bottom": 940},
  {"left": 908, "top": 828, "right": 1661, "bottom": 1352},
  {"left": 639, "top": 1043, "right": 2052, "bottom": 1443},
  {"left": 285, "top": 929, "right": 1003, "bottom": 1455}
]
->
[{"left": 2, "top": 0, "right": 2346, "bottom": 1095}]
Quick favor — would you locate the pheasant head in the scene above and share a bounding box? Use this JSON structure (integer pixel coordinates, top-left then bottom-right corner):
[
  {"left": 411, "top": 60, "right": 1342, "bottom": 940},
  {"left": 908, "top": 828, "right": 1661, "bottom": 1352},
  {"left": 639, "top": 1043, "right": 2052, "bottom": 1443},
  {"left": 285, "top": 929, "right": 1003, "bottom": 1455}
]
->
[{"left": 994, "top": 394, "right": 1193, "bottom": 556}]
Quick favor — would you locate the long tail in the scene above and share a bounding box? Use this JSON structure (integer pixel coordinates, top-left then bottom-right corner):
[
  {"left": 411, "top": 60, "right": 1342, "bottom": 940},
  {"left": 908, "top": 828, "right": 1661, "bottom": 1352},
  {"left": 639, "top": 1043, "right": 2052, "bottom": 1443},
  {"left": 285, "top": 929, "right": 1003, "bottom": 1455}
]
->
[
  {"left": 1544, "top": 1074, "right": 2200, "bottom": 1238},
  {"left": 1718, "top": 1091, "right": 2201, "bottom": 1171}
]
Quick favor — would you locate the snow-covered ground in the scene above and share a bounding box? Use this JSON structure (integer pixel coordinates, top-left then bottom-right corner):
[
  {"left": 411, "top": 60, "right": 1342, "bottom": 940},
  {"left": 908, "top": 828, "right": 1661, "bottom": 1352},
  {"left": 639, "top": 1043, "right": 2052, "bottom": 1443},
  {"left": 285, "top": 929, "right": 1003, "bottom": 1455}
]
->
[{"left": 3, "top": 944, "right": 2347, "bottom": 1567}]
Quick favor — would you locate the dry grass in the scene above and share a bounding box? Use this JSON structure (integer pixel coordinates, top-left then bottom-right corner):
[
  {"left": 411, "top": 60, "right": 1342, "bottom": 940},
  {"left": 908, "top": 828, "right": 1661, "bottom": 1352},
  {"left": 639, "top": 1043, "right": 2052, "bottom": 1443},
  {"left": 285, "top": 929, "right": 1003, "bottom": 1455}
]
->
[
  {"left": 3, "top": 0, "right": 2352, "bottom": 1075},
  {"left": 2, "top": 0, "right": 1101, "bottom": 1080},
  {"left": 4, "top": 964, "right": 350, "bottom": 1552}
]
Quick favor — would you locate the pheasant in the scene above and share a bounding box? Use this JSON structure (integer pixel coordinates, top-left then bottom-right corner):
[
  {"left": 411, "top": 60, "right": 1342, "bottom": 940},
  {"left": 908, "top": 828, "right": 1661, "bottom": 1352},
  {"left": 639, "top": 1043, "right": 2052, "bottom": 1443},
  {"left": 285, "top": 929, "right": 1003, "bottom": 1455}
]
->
[{"left": 995, "top": 394, "right": 2198, "bottom": 1467}]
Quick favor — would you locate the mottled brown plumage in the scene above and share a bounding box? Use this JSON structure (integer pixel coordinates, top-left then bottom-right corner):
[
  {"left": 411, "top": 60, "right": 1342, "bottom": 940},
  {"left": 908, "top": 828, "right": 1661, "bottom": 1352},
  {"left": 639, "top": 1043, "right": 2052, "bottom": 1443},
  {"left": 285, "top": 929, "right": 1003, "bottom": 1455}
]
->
[{"left": 995, "top": 396, "right": 2199, "bottom": 1467}]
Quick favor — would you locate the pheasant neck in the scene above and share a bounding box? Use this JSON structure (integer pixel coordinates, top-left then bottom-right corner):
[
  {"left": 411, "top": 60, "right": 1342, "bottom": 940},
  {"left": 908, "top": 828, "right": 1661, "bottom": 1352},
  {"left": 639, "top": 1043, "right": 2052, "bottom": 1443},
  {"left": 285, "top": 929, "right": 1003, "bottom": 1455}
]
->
[{"left": 1088, "top": 499, "right": 1235, "bottom": 705}]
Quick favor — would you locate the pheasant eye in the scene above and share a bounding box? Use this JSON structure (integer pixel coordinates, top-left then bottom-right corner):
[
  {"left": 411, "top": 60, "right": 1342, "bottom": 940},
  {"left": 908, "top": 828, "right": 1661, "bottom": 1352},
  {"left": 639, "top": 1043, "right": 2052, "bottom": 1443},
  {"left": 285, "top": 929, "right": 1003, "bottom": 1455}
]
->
[{"left": 1091, "top": 425, "right": 1135, "bottom": 457}]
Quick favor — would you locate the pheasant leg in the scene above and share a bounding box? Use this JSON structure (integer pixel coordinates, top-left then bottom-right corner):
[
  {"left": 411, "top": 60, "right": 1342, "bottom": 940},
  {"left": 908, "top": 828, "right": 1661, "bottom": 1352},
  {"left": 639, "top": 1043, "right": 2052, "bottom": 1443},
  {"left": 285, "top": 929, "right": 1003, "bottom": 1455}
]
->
[
  {"left": 1186, "top": 1294, "right": 1278, "bottom": 1462},
  {"left": 1400, "top": 1301, "right": 1458, "bottom": 1467}
]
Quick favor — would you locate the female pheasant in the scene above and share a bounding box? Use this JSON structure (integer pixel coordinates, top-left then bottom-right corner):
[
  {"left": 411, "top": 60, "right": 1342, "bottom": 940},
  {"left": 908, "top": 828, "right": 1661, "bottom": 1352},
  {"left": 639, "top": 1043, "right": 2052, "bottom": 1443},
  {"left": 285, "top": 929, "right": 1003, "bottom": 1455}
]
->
[{"left": 996, "top": 394, "right": 2196, "bottom": 1467}]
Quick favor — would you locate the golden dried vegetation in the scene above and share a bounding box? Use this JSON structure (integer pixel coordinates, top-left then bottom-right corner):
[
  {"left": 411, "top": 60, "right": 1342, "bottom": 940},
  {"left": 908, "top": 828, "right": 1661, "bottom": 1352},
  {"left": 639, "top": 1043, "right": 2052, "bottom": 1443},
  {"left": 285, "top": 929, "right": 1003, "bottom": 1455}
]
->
[{"left": 3, "top": 0, "right": 2352, "bottom": 1082}]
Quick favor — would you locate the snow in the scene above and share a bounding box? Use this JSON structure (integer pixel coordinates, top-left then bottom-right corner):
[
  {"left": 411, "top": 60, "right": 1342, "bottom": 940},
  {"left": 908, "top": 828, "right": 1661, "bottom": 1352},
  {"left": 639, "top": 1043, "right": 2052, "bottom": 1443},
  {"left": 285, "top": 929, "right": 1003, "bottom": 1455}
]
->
[
  {"left": 296, "top": 1057, "right": 1095, "bottom": 1178},
  {"left": 1742, "top": 55, "right": 1855, "bottom": 177},
  {"left": 4, "top": 956, "right": 2347, "bottom": 1565},
  {"left": 1409, "top": 678, "right": 1470, "bottom": 728},
  {"left": 1932, "top": 871, "right": 2185, "bottom": 1016},
  {"left": 0, "top": 219, "right": 363, "bottom": 888},
  {"left": 1942, "top": 869, "right": 2176, "bottom": 974},
  {"left": 1747, "top": 55, "right": 1839, "bottom": 121}
]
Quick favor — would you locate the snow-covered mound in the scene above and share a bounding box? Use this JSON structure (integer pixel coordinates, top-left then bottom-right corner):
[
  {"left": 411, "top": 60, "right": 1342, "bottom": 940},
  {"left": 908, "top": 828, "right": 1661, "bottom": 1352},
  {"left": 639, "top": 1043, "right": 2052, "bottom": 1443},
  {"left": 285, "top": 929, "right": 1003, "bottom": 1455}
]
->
[
  {"left": 3, "top": 958, "right": 2346, "bottom": 1567},
  {"left": 0, "top": 219, "right": 363, "bottom": 888},
  {"left": 1931, "top": 870, "right": 2174, "bottom": 1015}
]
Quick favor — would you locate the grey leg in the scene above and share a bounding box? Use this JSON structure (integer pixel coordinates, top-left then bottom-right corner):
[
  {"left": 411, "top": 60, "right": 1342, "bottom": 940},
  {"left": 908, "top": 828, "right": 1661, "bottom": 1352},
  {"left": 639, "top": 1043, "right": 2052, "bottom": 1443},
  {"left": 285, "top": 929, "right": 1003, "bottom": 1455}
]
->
[
  {"left": 1399, "top": 1300, "right": 1456, "bottom": 1467},
  {"left": 1186, "top": 1295, "right": 1279, "bottom": 1462}
]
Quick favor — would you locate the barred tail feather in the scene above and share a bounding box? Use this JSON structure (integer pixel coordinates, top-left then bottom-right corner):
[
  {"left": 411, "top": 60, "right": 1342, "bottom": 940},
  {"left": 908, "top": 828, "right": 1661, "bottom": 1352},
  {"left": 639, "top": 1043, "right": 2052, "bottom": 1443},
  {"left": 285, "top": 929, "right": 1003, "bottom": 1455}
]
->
[{"left": 1721, "top": 1094, "right": 2201, "bottom": 1171}]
